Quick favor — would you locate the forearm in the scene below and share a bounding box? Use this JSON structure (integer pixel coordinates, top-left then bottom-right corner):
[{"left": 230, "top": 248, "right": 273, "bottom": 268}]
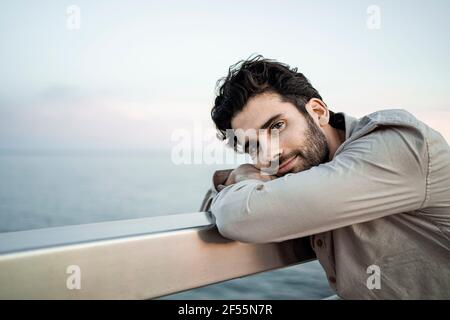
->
[{"left": 210, "top": 129, "right": 427, "bottom": 244}]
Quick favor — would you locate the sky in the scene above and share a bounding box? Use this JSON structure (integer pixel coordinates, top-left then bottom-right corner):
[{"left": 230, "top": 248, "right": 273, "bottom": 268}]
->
[{"left": 0, "top": 0, "right": 449, "bottom": 150}]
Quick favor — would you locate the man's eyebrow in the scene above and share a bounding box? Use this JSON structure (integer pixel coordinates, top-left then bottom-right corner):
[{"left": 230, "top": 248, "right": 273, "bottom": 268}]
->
[
  {"left": 242, "top": 113, "right": 283, "bottom": 152},
  {"left": 260, "top": 113, "right": 284, "bottom": 130}
]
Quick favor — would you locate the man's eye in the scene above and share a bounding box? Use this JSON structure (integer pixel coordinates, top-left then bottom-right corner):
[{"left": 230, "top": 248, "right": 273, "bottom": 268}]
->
[{"left": 271, "top": 121, "right": 285, "bottom": 131}]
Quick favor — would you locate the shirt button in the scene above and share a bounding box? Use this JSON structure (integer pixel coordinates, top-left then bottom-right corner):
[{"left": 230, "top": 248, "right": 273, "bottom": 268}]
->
[
  {"left": 328, "top": 276, "right": 336, "bottom": 283},
  {"left": 316, "top": 239, "right": 323, "bottom": 248}
]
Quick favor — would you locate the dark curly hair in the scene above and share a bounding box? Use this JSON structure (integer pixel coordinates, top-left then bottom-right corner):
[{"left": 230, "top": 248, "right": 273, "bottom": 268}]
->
[{"left": 211, "top": 55, "right": 337, "bottom": 149}]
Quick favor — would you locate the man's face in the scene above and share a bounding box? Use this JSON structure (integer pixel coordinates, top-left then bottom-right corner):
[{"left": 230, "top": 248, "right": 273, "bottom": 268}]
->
[{"left": 231, "top": 91, "right": 329, "bottom": 176}]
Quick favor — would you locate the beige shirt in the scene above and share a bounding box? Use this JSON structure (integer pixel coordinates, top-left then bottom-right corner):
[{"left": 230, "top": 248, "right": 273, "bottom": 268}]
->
[{"left": 200, "top": 109, "right": 450, "bottom": 299}]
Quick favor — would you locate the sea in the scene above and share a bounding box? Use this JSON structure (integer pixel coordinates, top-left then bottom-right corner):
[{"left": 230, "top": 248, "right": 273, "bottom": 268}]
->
[{"left": 0, "top": 149, "right": 334, "bottom": 299}]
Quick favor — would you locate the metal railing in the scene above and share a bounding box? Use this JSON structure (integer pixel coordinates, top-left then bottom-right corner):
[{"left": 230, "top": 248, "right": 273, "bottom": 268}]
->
[{"left": 0, "top": 212, "right": 316, "bottom": 299}]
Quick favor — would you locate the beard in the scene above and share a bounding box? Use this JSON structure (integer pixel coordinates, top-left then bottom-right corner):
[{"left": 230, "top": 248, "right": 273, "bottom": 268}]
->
[{"left": 282, "top": 114, "right": 330, "bottom": 174}]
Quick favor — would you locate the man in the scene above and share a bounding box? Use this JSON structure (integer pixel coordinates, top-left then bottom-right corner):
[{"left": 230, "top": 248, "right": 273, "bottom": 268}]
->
[{"left": 199, "top": 56, "right": 450, "bottom": 299}]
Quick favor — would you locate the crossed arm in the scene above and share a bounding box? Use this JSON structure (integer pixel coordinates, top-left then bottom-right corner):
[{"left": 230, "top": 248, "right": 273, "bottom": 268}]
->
[{"left": 206, "top": 127, "right": 428, "bottom": 243}]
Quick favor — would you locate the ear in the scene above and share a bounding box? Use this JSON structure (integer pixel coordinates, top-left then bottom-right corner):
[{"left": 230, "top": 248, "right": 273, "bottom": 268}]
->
[{"left": 305, "top": 98, "right": 329, "bottom": 127}]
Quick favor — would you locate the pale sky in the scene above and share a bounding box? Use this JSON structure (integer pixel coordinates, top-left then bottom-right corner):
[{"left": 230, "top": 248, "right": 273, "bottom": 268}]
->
[{"left": 0, "top": 0, "right": 449, "bottom": 150}]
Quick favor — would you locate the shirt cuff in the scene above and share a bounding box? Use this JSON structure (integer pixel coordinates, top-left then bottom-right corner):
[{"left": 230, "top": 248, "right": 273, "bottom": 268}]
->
[
  {"left": 212, "top": 169, "right": 233, "bottom": 192},
  {"left": 199, "top": 168, "right": 233, "bottom": 212}
]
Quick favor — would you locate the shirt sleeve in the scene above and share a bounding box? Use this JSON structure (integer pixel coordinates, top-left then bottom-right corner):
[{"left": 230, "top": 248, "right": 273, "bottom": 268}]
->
[
  {"left": 210, "top": 126, "right": 429, "bottom": 243},
  {"left": 199, "top": 169, "right": 233, "bottom": 212}
]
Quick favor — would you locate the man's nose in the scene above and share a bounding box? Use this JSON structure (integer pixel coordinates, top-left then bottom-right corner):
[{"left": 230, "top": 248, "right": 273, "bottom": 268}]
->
[{"left": 257, "top": 134, "right": 282, "bottom": 168}]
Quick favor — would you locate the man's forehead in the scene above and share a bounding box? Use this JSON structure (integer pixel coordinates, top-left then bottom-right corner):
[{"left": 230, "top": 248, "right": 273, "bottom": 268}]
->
[{"left": 231, "top": 92, "right": 285, "bottom": 131}]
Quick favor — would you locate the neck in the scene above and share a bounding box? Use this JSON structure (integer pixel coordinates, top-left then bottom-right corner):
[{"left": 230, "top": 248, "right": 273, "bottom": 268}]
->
[{"left": 324, "top": 125, "right": 346, "bottom": 160}]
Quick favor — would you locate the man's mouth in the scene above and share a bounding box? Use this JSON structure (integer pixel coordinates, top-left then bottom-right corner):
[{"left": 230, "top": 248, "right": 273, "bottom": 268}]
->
[{"left": 276, "top": 155, "right": 298, "bottom": 175}]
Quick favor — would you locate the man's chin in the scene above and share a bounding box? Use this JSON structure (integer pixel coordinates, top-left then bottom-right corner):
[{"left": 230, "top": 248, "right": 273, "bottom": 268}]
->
[
  {"left": 275, "top": 168, "right": 295, "bottom": 177},
  {"left": 275, "top": 164, "right": 310, "bottom": 177},
  {"left": 260, "top": 162, "right": 310, "bottom": 178}
]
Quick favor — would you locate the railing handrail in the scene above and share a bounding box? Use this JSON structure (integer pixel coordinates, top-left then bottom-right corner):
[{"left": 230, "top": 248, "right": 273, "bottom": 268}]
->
[
  {"left": 0, "top": 212, "right": 316, "bottom": 299},
  {"left": 0, "top": 212, "right": 215, "bottom": 254}
]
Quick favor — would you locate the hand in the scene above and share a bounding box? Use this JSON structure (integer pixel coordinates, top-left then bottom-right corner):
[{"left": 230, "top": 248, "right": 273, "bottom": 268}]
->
[{"left": 223, "top": 164, "right": 277, "bottom": 186}]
